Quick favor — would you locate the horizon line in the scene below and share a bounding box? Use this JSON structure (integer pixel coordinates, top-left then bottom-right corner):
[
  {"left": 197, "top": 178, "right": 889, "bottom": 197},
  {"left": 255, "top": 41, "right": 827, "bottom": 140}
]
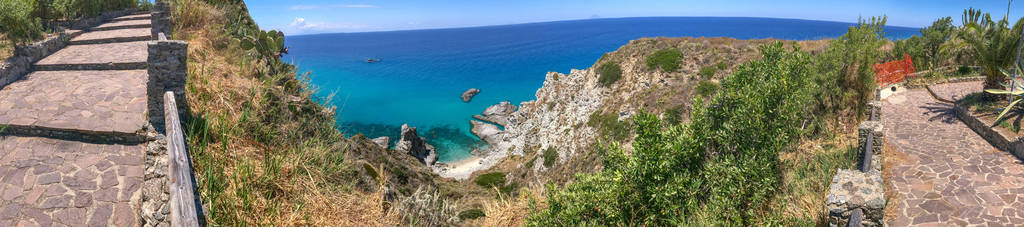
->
[{"left": 285, "top": 16, "right": 923, "bottom": 37}]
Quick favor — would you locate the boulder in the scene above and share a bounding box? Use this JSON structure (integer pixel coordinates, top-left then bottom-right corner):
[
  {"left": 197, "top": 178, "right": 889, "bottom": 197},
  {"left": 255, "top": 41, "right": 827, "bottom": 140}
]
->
[
  {"left": 371, "top": 136, "right": 390, "bottom": 149},
  {"left": 470, "top": 120, "right": 503, "bottom": 144},
  {"left": 461, "top": 88, "right": 480, "bottom": 102},
  {"left": 395, "top": 124, "right": 438, "bottom": 165},
  {"left": 476, "top": 101, "right": 516, "bottom": 126}
]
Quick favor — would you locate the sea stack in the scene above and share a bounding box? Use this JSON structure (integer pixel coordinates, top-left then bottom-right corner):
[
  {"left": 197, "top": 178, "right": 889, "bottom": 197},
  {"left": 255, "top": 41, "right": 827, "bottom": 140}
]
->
[
  {"left": 395, "top": 124, "right": 438, "bottom": 165},
  {"left": 461, "top": 88, "right": 480, "bottom": 102}
]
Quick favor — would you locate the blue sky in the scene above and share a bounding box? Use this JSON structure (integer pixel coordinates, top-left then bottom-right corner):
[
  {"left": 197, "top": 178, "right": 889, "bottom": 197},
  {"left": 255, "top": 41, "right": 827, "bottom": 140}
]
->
[{"left": 244, "top": 0, "right": 1024, "bottom": 35}]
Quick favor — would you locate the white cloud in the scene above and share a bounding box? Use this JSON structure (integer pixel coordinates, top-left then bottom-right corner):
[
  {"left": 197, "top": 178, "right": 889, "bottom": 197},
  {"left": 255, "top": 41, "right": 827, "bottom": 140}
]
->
[
  {"left": 281, "top": 17, "right": 367, "bottom": 35},
  {"left": 289, "top": 4, "right": 378, "bottom": 11}
]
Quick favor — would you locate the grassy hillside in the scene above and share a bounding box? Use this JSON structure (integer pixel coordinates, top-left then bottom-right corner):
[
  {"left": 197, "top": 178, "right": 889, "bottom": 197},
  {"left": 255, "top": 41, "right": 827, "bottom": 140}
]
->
[{"left": 169, "top": 0, "right": 464, "bottom": 225}]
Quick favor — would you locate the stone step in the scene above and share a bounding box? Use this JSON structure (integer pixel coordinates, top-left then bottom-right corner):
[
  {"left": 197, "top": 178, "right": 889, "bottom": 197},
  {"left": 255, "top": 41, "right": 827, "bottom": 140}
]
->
[
  {"left": 0, "top": 70, "right": 150, "bottom": 144},
  {"left": 34, "top": 62, "right": 147, "bottom": 71},
  {"left": 70, "top": 28, "right": 152, "bottom": 45},
  {"left": 91, "top": 19, "right": 152, "bottom": 31},
  {"left": 0, "top": 123, "right": 148, "bottom": 143},
  {"left": 34, "top": 41, "right": 148, "bottom": 71},
  {"left": 111, "top": 13, "right": 152, "bottom": 22}
]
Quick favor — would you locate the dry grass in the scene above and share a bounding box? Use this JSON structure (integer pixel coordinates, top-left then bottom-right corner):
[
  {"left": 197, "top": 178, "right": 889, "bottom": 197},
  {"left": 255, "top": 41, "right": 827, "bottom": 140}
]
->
[
  {"left": 168, "top": 0, "right": 399, "bottom": 225},
  {"left": 768, "top": 128, "right": 859, "bottom": 224},
  {"left": 478, "top": 186, "right": 546, "bottom": 227},
  {"left": 0, "top": 35, "right": 12, "bottom": 60}
]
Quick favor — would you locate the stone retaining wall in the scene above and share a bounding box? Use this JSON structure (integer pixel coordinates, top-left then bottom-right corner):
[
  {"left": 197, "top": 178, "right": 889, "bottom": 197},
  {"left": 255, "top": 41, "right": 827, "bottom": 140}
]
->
[
  {"left": 0, "top": 9, "right": 139, "bottom": 89},
  {"left": 146, "top": 33, "right": 188, "bottom": 131},
  {"left": 954, "top": 102, "right": 1024, "bottom": 160}
]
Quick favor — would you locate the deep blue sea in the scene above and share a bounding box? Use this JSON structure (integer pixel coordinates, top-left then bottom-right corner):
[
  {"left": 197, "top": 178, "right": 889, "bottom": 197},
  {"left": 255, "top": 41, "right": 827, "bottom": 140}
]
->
[{"left": 284, "top": 17, "right": 919, "bottom": 162}]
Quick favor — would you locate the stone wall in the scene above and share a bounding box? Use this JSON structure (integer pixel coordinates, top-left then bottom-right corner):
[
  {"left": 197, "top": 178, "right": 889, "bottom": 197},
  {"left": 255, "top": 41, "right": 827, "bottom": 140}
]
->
[
  {"left": 152, "top": 0, "right": 171, "bottom": 39},
  {"left": 954, "top": 102, "right": 1024, "bottom": 160},
  {"left": 146, "top": 33, "right": 188, "bottom": 131},
  {"left": 826, "top": 169, "right": 886, "bottom": 226},
  {"left": 827, "top": 98, "right": 887, "bottom": 226},
  {"left": 857, "top": 121, "right": 884, "bottom": 172},
  {"left": 142, "top": 134, "right": 172, "bottom": 226}
]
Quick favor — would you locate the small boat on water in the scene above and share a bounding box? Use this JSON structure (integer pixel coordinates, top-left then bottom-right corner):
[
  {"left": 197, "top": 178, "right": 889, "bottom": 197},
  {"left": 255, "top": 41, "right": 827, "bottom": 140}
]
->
[{"left": 366, "top": 58, "right": 382, "bottom": 63}]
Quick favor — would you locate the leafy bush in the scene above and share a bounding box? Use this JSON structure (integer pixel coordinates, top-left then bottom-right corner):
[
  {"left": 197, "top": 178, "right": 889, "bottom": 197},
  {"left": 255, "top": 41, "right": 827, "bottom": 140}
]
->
[
  {"left": 528, "top": 42, "right": 811, "bottom": 225},
  {"left": 958, "top": 65, "right": 973, "bottom": 75},
  {"left": 699, "top": 66, "right": 717, "bottom": 79},
  {"left": 587, "top": 111, "right": 633, "bottom": 142},
  {"left": 0, "top": 0, "right": 44, "bottom": 46},
  {"left": 459, "top": 209, "right": 486, "bottom": 220},
  {"left": 646, "top": 49, "right": 683, "bottom": 72},
  {"left": 542, "top": 147, "right": 557, "bottom": 168},
  {"left": 662, "top": 104, "right": 685, "bottom": 126},
  {"left": 716, "top": 61, "right": 728, "bottom": 70},
  {"left": 809, "top": 16, "right": 888, "bottom": 122},
  {"left": 474, "top": 172, "right": 507, "bottom": 188},
  {"left": 695, "top": 80, "right": 718, "bottom": 97},
  {"left": 597, "top": 61, "right": 622, "bottom": 87}
]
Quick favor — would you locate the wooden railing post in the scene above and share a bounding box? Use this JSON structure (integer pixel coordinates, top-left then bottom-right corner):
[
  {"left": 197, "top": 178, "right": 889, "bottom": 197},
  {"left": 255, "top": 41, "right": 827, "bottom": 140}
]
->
[{"left": 164, "top": 92, "right": 200, "bottom": 227}]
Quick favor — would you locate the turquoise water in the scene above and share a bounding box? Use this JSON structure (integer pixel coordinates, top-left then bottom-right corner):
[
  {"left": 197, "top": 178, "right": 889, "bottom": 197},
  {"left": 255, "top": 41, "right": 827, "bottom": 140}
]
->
[{"left": 283, "top": 17, "right": 919, "bottom": 162}]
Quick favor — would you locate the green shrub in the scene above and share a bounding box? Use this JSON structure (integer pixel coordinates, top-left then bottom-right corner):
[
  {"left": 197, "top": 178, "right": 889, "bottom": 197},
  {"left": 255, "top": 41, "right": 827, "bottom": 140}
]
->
[
  {"left": 542, "top": 147, "right": 557, "bottom": 168},
  {"left": 458, "top": 209, "right": 486, "bottom": 220},
  {"left": 699, "top": 66, "right": 717, "bottom": 79},
  {"left": 474, "top": 172, "right": 506, "bottom": 188},
  {"left": 716, "top": 61, "right": 728, "bottom": 70},
  {"left": 499, "top": 182, "right": 519, "bottom": 195},
  {"left": 528, "top": 42, "right": 811, "bottom": 225},
  {"left": 0, "top": 0, "right": 44, "bottom": 46},
  {"left": 958, "top": 65, "right": 972, "bottom": 75},
  {"left": 587, "top": 111, "right": 633, "bottom": 142},
  {"left": 662, "top": 104, "right": 685, "bottom": 126},
  {"left": 597, "top": 61, "right": 622, "bottom": 87},
  {"left": 646, "top": 49, "right": 683, "bottom": 72},
  {"left": 695, "top": 80, "right": 719, "bottom": 97},
  {"left": 810, "top": 16, "right": 888, "bottom": 122}
]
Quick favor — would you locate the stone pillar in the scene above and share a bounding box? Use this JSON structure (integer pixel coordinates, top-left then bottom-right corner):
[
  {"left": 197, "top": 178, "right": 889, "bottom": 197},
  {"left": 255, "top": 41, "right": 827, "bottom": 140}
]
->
[
  {"left": 151, "top": 0, "right": 171, "bottom": 40},
  {"left": 147, "top": 33, "right": 188, "bottom": 131},
  {"left": 858, "top": 121, "right": 884, "bottom": 172},
  {"left": 826, "top": 169, "right": 886, "bottom": 227}
]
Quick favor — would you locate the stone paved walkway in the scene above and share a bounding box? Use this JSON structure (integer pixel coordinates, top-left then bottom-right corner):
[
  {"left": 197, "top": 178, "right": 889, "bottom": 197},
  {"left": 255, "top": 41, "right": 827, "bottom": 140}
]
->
[
  {"left": 0, "top": 137, "right": 144, "bottom": 226},
  {"left": 0, "top": 12, "right": 153, "bottom": 226},
  {"left": 0, "top": 70, "right": 147, "bottom": 134},
  {"left": 34, "top": 41, "right": 148, "bottom": 69},
  {"left": 882, "top": 82, "right": 1024, "bottom": 226}
]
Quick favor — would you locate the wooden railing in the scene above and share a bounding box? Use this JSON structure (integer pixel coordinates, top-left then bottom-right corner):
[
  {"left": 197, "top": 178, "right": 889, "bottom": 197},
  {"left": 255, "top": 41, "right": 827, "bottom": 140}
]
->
[{"left": 164, "top": 91, "right": 200, "bottom": 227}]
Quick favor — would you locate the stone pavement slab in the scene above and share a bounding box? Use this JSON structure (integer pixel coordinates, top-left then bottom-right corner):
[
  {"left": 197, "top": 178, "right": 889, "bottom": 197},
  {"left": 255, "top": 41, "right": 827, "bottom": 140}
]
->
[
  {"left": 929, "top": 81, "right": 983, "bottom": 102},
  {"left": 34, "top": 41, "right": 148, "bottom": 70},
  {"left": 0, "top": 70, "right": 147, "bottom": 135},
  {"left": 882, "top": 88, "right": 1024, "bottom": 226},
  {"left": 70, "top": 28, "right": 151, "bottom": 45},
  {"left": 0, "top": 136, "right": 144, "bottom": 226},
  {"left": 94, "top": 19, "right": 151, "bottom": 31}
]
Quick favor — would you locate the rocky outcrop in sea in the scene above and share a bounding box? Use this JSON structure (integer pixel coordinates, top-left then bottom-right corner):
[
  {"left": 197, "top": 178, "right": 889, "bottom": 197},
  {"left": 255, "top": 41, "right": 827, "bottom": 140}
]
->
[
  {"left": 461, "top": 88, "right": 480, "bottom": 102},
  {"left": 395, "top": 124, "right": 438, "bottom": 165}
]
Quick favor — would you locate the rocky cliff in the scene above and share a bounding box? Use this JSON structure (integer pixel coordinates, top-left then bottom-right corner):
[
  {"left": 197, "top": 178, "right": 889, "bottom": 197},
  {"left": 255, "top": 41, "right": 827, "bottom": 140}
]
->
[{"left": 438, "top": 37, "right": 830, "bottom": 182}]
